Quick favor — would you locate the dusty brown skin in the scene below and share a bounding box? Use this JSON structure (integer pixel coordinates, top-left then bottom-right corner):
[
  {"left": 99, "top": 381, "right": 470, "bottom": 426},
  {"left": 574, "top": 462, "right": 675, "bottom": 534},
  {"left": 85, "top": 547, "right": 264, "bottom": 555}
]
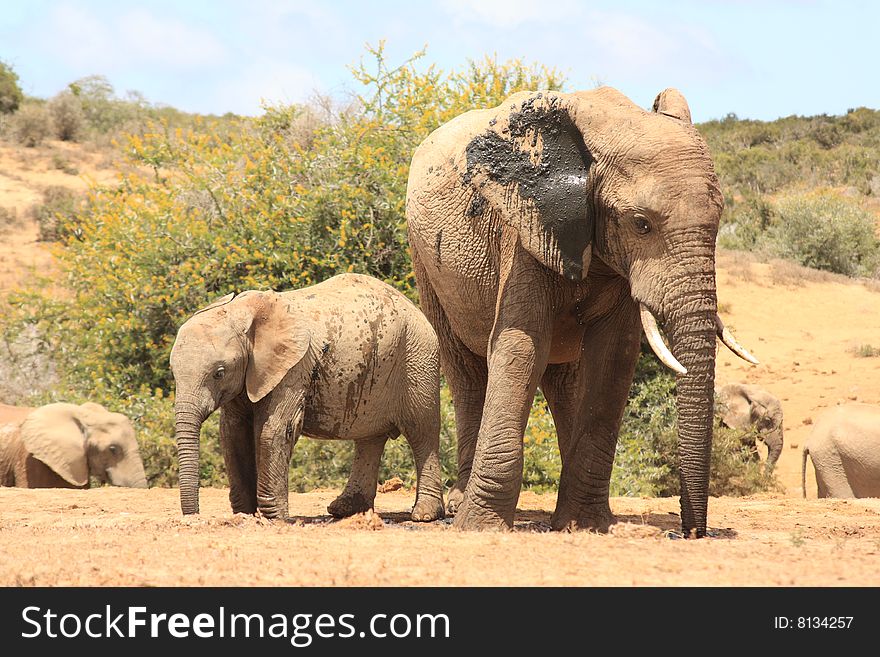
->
[
  {"left": 407, "top": 86, "right": 753, "bottom": 536},
  {"left": 802, "top": 403, "right": 880, "bottom": 498},
  {"left": 170, "top": 273, "right": 445, "bottom": 522},
  {"left": 0, "top": 402, "right": 147, "bottom": 488},
  {"left": 717, "top": 383, "right": 784, "bottom": 471}
]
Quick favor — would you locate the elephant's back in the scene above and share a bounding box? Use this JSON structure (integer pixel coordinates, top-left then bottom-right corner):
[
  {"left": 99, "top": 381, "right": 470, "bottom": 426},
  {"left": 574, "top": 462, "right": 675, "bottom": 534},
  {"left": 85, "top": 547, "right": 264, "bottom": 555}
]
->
[{"left": 289, "top": 275, "right": 428, "bottom": 439}]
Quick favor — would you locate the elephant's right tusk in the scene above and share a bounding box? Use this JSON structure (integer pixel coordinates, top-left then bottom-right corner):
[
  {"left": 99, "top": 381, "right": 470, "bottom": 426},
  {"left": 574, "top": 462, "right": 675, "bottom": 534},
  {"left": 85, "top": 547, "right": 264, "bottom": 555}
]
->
[
  {"left": 714, "top": 314, "right": 760, "bottom": 365},
  {"left": 639, "top": 303, "right": 688, "bottom": 375}
]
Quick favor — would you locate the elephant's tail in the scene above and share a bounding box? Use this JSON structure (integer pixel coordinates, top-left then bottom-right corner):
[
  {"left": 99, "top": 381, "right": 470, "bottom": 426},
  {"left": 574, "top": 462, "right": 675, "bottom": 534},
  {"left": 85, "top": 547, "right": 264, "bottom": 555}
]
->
[{"left": 801, "top": 446, "right": 810, "bottom": 499}]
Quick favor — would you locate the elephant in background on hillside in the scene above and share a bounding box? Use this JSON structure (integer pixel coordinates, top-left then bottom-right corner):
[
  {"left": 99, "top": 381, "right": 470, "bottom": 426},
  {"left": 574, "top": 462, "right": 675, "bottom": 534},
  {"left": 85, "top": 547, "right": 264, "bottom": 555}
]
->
[
  {"left": 802, "top": 403, "right": 880, "bottom": 498},
  {"left": 716, "top": 383, "right": 783, "bottom": 471},
  {"left": 406, "top": 86, "right": 757, "bottom": 536},
  {"left": 170, "top": 273, "right": 445, "bottom": 522},
  {"left": 0, "top": 402, "right": 147, "bottom": 488}
]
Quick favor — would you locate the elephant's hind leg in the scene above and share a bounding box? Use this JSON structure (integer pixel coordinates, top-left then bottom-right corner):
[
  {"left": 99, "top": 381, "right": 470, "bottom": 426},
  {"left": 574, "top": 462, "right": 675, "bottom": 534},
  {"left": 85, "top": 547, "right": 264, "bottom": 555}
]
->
[
  {"left": 400, "top": 406, "right": 445, "bottom": 522},
  {"left": 328, "top": 435, "right": 387, "bottom": 518},
  {"left": 548, "top": 300, "right": 641, "bottom": 532}
]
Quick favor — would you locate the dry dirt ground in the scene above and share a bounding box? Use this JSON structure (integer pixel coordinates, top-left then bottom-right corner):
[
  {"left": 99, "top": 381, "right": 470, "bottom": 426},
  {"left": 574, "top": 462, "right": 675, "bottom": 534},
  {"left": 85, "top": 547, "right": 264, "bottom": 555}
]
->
[
  {"left": 2, "top": 141, "right": 880, "bottom": 586},
  {"left": 1, "top": 487, "right": 879, "bottom": 586}
]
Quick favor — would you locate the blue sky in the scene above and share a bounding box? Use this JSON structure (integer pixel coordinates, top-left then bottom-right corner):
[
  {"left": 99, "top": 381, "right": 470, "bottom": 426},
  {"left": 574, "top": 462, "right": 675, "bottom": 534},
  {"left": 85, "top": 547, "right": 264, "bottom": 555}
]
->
[{"left": 1, "top": 0, "right": 876, "bottom": 122}]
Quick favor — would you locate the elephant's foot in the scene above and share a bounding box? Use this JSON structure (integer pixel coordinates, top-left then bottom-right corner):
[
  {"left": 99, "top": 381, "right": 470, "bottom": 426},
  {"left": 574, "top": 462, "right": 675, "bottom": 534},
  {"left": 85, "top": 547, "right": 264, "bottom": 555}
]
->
[
  {"left": 256, "top": 505, "right": 288, "bottom": 521},
  {"left": 551, "top": 501, "right": 616, "bottom": 533},
  {"left": 446, "top": 485, "right": 465, "bottom": 515},
  {"left": 411, "top": 495, "right": 445, "bottom": 522},
  {"left": 452, "top": 494, "right": 513, "bottom": 531},
  {"left": 327, "top": 491, "right": 374, "bottom": 518}
]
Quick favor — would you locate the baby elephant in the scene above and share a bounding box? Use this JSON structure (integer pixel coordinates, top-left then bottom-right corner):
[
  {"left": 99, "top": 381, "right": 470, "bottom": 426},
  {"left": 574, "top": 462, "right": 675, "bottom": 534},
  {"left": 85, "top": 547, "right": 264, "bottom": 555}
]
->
[
  {"left": 716, "top": 383, "right": 784, "bottom": 471},
  {"left": 0, "top": 402, "right": 147, "bottom": 488},
  {"left": 170, "top": 273, "right": 445, "bottom": 522},
  {"left": 802, "top": 403, "right": 880, "bottom": 498}
]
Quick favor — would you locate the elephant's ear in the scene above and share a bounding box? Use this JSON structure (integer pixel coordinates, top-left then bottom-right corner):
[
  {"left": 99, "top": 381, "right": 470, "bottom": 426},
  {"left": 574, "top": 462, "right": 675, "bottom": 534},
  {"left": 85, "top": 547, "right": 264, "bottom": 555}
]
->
[
  {"left": 236, "top": 292, "right": 312, "bottom": 403},
  {"left": 193, "top": 292, "right": 236, "bottom": 316},
  {"left": 463, "top": 92, "right": 594, "bottom": 281},
  {"left": 652, "top": 88, "right": 692, "bottom": 123},
  {"left": 20, "top": 403, "right": 89, "bottom": 486}
]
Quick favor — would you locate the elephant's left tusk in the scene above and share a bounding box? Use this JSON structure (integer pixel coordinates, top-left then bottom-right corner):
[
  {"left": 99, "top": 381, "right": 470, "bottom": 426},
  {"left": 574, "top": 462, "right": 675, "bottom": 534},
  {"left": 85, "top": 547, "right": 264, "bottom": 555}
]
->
[
  {"left": 715, "top": 314, "right": 759, "bottom": 365},
  {"left": 639, "top": 304, "right": 688, "bottom": 375}
]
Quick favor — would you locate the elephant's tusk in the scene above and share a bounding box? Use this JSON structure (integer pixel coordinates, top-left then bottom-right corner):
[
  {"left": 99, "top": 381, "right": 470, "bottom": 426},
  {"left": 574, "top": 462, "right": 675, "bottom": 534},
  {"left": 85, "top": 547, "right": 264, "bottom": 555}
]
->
[
  {"left": 639, "top": 304, "right": 688, "bottom": 375},
  {"left": 714, "top": 314, "right": 760, "bottom": 365}
]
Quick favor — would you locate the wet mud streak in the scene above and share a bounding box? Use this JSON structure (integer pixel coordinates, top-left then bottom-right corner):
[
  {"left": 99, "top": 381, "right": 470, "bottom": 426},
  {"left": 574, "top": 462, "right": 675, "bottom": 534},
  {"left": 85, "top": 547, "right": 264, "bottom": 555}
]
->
[{"left": 464, "top": 94, "right": 594, "bottom": 280}]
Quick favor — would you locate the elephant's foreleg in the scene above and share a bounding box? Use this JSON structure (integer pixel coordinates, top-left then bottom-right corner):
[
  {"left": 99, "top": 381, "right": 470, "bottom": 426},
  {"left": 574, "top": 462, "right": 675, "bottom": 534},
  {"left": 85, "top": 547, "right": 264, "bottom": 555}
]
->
[
  {"left": 219, "top": 398, "right": 257, "bottom": 514},
  {"left": 253, "top": 393, "right": 304, "bottom": 520},
  {"left": 550, "top": 299, "right": 641, "bottom": 532},
  {"left": 412, "top": 252, "right": 487, "bottom": 514},
  {"left": 328, "top": 436, "right": 387, "bottom": 518},
  {"left": 454, "top": 236, "right": 553, "bottom": 530}
]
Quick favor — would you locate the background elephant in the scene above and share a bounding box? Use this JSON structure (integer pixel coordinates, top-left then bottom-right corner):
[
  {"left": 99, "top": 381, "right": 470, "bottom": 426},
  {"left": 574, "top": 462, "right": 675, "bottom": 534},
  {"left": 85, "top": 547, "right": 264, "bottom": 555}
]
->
[
  {"left": 406, "top": 86, "right": 757, "bottom": 536},
  {"left": 802, "top": 403, "right": 880, "bottom": 498},
  {"left": 716, "top": 383, "right": 783, "bottom": 471},
  {"left": 170, "top": 273, "right": 445, "bottom": 522},
  {"left": 0, "top": 402, "right": 147, "bottom": 488}
]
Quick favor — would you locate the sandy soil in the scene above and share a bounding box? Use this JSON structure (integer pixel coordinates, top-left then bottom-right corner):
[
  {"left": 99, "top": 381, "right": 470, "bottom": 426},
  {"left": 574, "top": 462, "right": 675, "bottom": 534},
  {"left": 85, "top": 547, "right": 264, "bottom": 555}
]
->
[
  {"left": 1, "top": 486, "right": 878, "bottom": 586},
  {"left": 0, "top": 140, "right": 117, "bottom": 294}
]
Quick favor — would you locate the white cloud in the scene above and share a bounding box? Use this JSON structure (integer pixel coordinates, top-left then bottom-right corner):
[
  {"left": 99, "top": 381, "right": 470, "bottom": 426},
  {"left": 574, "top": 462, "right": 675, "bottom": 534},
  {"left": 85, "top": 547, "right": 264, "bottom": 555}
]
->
[
  {"left": 441, "top": 0, "right": 581, "bottom": 29},
  {"left": 117, "top": 8, "right": 226, "bottom": 69},
  {"left": 40, "top": 2, "right": 227, "bottom": 74}
]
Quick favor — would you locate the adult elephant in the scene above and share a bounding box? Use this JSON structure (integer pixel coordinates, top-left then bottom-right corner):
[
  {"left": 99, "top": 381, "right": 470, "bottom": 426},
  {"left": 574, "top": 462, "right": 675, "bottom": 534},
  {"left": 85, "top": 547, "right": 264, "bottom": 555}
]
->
[
  {"left": 716, "top": 383, "right": 784, "bottom": 471},
  {"left": 0, "top": 402, "right": 147, "bottom": 488},
  {"left": 406, "top": 87, "right": 757, "bottom": 536},
  {"left": 802, "top": 403, "right": 880, "bottom": 498}
]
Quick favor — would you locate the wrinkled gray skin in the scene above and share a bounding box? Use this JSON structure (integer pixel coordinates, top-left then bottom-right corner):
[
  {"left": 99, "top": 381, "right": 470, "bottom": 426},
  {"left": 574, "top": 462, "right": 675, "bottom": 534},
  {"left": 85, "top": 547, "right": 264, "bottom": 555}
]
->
[
  {"left": 170, "top": 273, "right": 445, "bottom": 522},
  {"left": 802, "top": 403, "right": 880, "bottom": 498},
  {"left": 407, "top": 86, "right": 755, "bottom": 537},
  {"left": 0, "top": 402, "right": 147, "bottom": 488},
  {"left": 716, "top": 383, "right": 784, "bottom": 471}
]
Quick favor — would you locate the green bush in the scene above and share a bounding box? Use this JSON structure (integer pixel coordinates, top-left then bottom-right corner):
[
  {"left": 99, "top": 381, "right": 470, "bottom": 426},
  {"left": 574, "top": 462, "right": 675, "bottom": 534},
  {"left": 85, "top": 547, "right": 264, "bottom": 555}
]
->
[
  {"left": 767, "top": 191, "right": 880, "bottom": 277},
  {"left": 48, "top": 91, "right": 86, "bottom": 141},
  {"left": 0, "top": 60, "right": 23, "bottom": 115},
  {"left": 30, "top": 186, "right": 83, "bottom": 242},
  {"left": 7, "top": 103, "right": 50, "bottom": 147}
]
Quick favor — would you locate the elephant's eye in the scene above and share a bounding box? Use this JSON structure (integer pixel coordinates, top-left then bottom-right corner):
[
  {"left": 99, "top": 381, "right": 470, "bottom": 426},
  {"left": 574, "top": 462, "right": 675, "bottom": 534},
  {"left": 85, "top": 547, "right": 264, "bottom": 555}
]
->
[
  {"left": 213, "top": 366, "right": 225, "bottom": 380},
  {"left": 633, "top": 216, "right": 651, "bottom": 235},
  {"left": 108, "top": 444, "right": 120, "bottom": 456}
]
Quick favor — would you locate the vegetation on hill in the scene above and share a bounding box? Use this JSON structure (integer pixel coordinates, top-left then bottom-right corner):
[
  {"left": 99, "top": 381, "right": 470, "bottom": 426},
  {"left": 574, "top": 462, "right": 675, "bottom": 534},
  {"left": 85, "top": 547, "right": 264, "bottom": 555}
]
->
[{"left": 702, "top": 109, "right": 880, "bottom": 276}]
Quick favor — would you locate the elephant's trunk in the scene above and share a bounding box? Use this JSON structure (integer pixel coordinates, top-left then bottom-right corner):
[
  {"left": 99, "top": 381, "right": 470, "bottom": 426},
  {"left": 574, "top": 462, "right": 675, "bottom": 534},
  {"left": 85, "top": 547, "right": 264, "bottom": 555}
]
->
[
  {"left": 665, "top": 267, "right": 717, "bottom": 538},
  {"left": 110, "top": 458, "right": 148, "bottom": 488},
  {"left": 764, "top": 426, "right": 783, "bottom": 472},
  {"left": 175, "top": 398, "right": 206, "bottom": 515}
]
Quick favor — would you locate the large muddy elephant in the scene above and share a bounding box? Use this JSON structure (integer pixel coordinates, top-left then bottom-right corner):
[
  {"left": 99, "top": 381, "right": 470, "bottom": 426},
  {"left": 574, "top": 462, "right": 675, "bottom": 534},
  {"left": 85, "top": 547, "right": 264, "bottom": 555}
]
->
[
  {"left": 716, "top": 383, "right": 784, "bottom": 471},
  {"left": 406, "top": 87, "right": 757, "bottom": 536},
  {"left": 0, "top": 402, "right": 147, "bottom": 488},
  {"left": 170, "top": 273, "right": 445, "bottom": 522},
  {"left": 802, "top": 403, "right": 880, "bottom": 498}
]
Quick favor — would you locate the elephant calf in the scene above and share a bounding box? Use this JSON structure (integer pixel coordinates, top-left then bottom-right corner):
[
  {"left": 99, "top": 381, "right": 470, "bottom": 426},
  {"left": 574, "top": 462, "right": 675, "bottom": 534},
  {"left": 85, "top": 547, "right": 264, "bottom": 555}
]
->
[
  {"left": 802, "top": 403, "right": 880, "bottom": 498},
  {"left": 170, "top": 273, "right": 445, "bottom": 522},
  {"left": 0, "top": 402, "right": 147, "bottom": 488},
  {"left": 716, "top": 383, "right": 784, "bottom": 471}
]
